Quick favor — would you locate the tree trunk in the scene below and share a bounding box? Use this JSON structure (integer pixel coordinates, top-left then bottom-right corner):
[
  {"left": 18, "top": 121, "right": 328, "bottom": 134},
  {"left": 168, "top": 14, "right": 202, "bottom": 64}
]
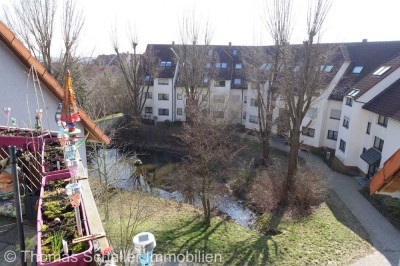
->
[{"left": 261, "top": 137, "right": 270, "bottom": 166}]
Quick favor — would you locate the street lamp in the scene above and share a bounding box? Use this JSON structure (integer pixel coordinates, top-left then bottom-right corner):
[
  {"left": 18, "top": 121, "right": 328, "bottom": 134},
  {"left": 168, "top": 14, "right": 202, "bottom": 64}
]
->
[{"left": 133, "top": 232, "right": 156, "bottom": 266}]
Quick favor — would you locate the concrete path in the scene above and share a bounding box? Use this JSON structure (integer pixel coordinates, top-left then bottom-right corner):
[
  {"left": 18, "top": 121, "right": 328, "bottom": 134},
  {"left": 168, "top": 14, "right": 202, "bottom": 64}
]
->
[{"left": 267, "top": 136, "right": 400, "bottom": 266}]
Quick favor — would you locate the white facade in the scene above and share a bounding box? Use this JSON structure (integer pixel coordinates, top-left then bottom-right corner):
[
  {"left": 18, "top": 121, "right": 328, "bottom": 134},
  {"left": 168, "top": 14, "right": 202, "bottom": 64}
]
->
[
  {"left": 0, "top": 40, "right": 88, "bottom": 170},
  {"left": 141, "top": 44, "right": 400, "bottom": 178}
]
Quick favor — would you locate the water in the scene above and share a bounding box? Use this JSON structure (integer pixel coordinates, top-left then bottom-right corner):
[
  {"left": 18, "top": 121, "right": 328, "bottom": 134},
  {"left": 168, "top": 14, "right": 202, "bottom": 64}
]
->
[{"left": 89, "top": 148, "right": 256, "bottom": 227}]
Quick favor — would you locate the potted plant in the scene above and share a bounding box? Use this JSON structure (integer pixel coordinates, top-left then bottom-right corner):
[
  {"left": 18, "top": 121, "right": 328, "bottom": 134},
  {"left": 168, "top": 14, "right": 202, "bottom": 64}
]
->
[
  {"left": 42, "top": 138, "right": 71, "bottom": 182},
  {"left": 0, "top": 126, "right": 49, "bottom": 152},
  {"left": 36, "top": 177, "right": 92, "bottom": 266}
]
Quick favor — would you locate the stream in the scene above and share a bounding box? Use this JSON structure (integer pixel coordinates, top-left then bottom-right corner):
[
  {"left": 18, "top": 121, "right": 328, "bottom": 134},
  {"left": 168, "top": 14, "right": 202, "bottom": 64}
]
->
[{"left": 88, "top": 148, "right": 257, "bottom": 228}]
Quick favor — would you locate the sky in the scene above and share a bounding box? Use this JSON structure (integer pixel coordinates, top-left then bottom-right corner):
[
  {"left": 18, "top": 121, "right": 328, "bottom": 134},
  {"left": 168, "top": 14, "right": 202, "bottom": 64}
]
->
[{"left": 2, "top": 0, "right": 400, "bottom": 56}]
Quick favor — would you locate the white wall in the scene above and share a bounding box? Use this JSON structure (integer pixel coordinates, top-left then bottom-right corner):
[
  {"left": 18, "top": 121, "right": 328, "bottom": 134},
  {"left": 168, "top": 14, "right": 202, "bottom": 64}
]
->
[
  {"left": 153, "top": 78, "right": 173, "bottom": 122},
  {"left": 0, "top": 41, "right": 88, "bottom": 171}
]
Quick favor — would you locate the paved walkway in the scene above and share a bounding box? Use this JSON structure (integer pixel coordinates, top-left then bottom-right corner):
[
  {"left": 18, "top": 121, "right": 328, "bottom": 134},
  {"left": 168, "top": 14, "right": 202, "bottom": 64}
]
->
[{"left": 266, "top": 136, "right": 400, "bottom": 266}]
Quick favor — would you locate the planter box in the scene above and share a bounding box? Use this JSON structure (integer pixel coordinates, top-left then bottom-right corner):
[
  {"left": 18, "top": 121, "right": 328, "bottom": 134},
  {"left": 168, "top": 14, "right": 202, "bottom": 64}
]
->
[
  {"left": 42, "top": 138, "right": 70, "bottom": 179},
  {"left": 37, "top": 176, "right": 92, "bottom": 266},
  {"left": 0, "top": 127, "right": 49, "bottom": 152}
]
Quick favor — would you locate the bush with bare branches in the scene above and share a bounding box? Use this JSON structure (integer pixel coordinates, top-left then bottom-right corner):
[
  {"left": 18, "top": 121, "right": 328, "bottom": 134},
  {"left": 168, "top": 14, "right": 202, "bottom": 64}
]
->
[{"left": 249, "top": 163, "right": 326, "bottom": 218}]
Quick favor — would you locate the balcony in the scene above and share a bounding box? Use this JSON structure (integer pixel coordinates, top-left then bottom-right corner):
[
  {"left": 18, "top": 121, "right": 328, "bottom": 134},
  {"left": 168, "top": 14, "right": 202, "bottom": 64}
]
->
[{"left": 0, "top": 128, "right": 109, "bottom": 265}]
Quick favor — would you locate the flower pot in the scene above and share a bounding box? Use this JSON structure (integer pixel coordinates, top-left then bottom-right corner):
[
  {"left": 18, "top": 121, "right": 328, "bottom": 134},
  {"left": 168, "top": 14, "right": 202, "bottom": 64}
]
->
[
  {"left": 36, "top": 177, "right": 92, "bottom": 266},
  {"left": 0, "top": 127, "right": 49, "bottom": 152},
  {"left": 42, "top": 138, "right": 70, "bottom": 179}
]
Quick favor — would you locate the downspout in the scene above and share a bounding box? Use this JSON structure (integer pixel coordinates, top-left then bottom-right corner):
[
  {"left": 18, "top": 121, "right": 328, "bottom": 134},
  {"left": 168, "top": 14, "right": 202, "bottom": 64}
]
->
[
  {"left": 170, "top": 47, "right": 180, "bottom": 122},
  {"left": 172, "top": 61, "right": 179, "bottom": 122}
]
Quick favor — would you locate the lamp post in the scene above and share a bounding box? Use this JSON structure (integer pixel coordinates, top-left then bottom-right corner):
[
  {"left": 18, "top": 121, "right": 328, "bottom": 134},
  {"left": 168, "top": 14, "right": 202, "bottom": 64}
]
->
[{"left": 133, "top": 232, "right": 156, "bottom": 266}]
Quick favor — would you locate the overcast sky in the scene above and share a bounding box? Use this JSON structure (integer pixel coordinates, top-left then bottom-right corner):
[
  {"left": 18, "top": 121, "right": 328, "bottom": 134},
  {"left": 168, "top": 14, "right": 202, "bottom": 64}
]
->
[{"left": 2, "top": 0, "right": 400, "bottom": 56}]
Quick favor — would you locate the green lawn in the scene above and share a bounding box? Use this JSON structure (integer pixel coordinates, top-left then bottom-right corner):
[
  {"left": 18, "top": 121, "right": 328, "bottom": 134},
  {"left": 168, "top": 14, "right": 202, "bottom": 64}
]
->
[{"left": 103, "top": 192, "right": 371, "bottom": 265}]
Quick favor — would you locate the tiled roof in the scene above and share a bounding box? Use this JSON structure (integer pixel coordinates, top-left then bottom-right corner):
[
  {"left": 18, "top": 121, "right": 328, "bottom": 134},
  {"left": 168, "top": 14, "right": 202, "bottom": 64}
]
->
[
  {"left": 363, "top": 78, "right": 400, "bottom": 122},
  {"left": 0, "top": 20, "right": 110, "bottom": 144},
  {"left": 370, "top": 149, "right": 400, "bottom": 196},
  {"left": 330, "top": 41, "right": 400, "bottom": 101}
]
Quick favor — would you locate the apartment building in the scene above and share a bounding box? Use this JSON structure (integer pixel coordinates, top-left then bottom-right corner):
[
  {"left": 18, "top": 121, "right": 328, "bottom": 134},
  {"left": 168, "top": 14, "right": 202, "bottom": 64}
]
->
[{"left": 140, "top": 41, "right": 400, "bottom": 178}]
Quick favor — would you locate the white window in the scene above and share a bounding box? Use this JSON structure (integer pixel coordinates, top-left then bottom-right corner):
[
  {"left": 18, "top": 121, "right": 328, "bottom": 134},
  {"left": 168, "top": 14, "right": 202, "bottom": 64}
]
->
[
  {"left": 373, "top": 66, "right": 391, "bottom": 76},
  {"left": 249, "top": 115, "right": 259, "bottom": 124},
  {"left": 306, "top": 108, "right": 318, "bottom": 118},
  {"left": 343, "top": 116, "right": 350, "bottom": 129},
  {"left": 235, "top": 63, "right": 242, "bottom": 69},
  {"left": 177, "top": 108, "right": 183, "bottom": 115},
  {"left": 177, "top": 94, "right": 182, "bottom": 100},
  {"left": 145, "top": 92, "right": 152, "bottom": 99},
  {"left": 232, "top": 50, "right": 237, "bottom": 56},
  {"left": 234, "top": 78, "right": 241, "bottom": 85},
  {"left": 260, "top": 63, "right": 272, "bottom": 70},
  {"left": 345, "top": 97, "right": 353, "bottom": 106},
  {"left": 158, "top": 93, "right": 169, "bottom": 100},
  {"left": 348, "top": 88, "right": 360, "bottom": 97},
  {"left": 321, "top": 65, "right": 333, "bottom": 72},
  {"left": 302, "top": 127, "right": 315, "bottom": 137},
  {"left": 158, "top": 78, "right": 169, "bottom": 85},
  {"left": 213, "top": 95, "right": 225, "bottom": 103},
  {"left": 160, "top": 61, "right": 172, "bottom": 67},
  {"left": 158, "top": 108, "right": 169, "bottom": 116},
  {"left": 250, "top": 98, "right": 258, "bottom": 107},
  {"left": 329, "top": 109, "right": 341, "bottom": 120},
  {"left": 215, "top": 80, "right": 225, "bottom": 87},
  {"left": 216, "top": 62, "right": 228, "bottom": 69},
  {"left": 352, "top": 66, "right": 363, "bottom": 74},
  {"left": 145, "top": 107, "right": 153, "bottom": 113}
]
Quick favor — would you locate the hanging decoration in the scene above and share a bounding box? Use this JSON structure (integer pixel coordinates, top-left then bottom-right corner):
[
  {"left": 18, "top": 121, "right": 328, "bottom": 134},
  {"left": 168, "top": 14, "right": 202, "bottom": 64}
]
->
[
  {"left": 61, "top": 70, "right": 80, "bottom": 132},
  {"left": 3, "top": 107, "right": 11, "bottom": 130},
  {"left": 55, "top": 70, "right": 84, "bottom": 243},
  {"left": 35, "top": 109, "right": 43, "bottom": 130}
]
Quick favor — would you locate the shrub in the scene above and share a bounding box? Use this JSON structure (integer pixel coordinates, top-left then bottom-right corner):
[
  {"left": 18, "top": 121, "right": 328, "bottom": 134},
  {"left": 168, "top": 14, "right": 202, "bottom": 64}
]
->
[
  {"left": 290, "top": 166, "right": 326, "bottom": 214},
  {"left": 248, "top": 165, "right": 286, "bottom": 213},
  {"left": 249, "top": 163, "right": 326, "bottom": 217}
]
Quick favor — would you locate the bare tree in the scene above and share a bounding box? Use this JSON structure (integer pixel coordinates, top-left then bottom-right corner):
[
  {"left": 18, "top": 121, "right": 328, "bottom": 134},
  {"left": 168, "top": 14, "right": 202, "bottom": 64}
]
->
[
  {"left": 173, "top": 13, "right": 216, "bottom": 114},
  {"left": 176, "top": 106, "right": 243, "bottom": 227},
  {"left": 3, "top": 0, "right": 86, "bottom": 105},
  {"left": 279, "top": 0, "right": 332, "bottom": 201},
  {"left": 111, "top": 31, "right": 161, "bottom": 122},
  {"left": 3, "top": 0, "right": 57, "bottom": 73}
]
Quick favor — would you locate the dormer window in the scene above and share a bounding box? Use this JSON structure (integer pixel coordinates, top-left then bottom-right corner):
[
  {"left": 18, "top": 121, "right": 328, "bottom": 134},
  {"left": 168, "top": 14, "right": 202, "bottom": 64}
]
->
[
  {"left": 161, "top": 61, "right": 172, "bottom": 67},
  {"left": 347, "top": 89, "right": 360, "bottom": 97},
  {"left": 216, "top": 62, "right": 228, "bottom": 69},
  {"left": 260, "top": 63, "right": 272, "bottom": 70},
  {"left": 321, "top": 65, "right": 334, "bottom": 72},
  {"left": 373, "top": 66, "right": 391, "bottom": 76},
  {"left": 352, "top": 66, "right": 363, "bottom": 74},
  {"left": 235, "top": 63, "right": 242, "bottom": 69},
  {"left": 232, "top": 50, "right": 237, "bottom": 56}
]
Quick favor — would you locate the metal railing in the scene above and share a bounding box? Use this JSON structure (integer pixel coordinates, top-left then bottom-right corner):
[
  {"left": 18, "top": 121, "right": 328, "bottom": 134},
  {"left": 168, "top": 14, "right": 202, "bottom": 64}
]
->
[{"left": 0, "top": 147, "right": 42, "bottom": 194}]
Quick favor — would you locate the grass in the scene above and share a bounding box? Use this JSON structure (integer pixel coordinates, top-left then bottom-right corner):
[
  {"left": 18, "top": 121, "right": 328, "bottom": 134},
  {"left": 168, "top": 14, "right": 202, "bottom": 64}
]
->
[
  {"left": 103, "top": 191, "right": 371, "bottom": 265},
  {"left": 360, "top": 187, "right": 400, "bottom": 231},
  {"left": 235, "top": 135, "right": 305, "bottom": 166}
]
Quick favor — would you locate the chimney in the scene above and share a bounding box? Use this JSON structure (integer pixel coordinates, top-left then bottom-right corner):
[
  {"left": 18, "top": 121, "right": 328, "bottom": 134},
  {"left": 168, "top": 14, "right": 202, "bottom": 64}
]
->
[
  {"left": 229, "top": 42, "right": 232, "bottom": 46},
  {"left": 172, "top": 41, "right": 175, "bottom": 45},
  {"left": 362, "top": 39, "right": 368, "bottom": 43}
]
